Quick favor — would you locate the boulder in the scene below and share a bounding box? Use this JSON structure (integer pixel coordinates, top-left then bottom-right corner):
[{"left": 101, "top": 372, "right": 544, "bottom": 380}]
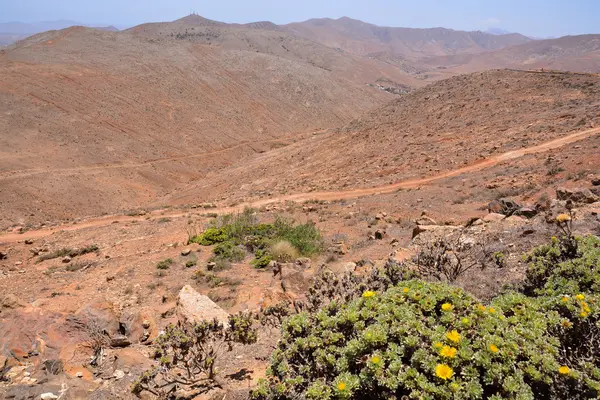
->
[
  {"left": 515, "top": 206, "right": 537, "bottom": 219},
  {"left": 482, "top": 213, "right": 505, "bottom": 223},
  {"left": 415, "top": 216, "right": 437, "bottom": 226},
  {"left": 177, "top": 285, "right": 229, "bottom": 326},
  {"left": 1, "top": 294, "right": 25, "bottom": 310},
  {"left": 488, "top": 199, "right": 520, "bottom": 216},
  {"left": 592, "top": 178, "right": 600, "bottom": 186},
  {"left": 295, "top": 258, "right": 311, "bottom": 268},
  {"left": 0, "top": 251, "right": 7, "bottom": 260},
  {"left": 109, "top": 334, "right": 131, "bottom": 348},
  {"left": 180, "top": 248, "right": 192, "bottom": 256},
  {"left": 330, "top": 242, "right": 348, "bottom": 255},
  {"left": 556, "top": 187, "right": 598, "bottom": 204},
  {"left": 412, "top": 225, "right": 460, "bottom": 239}
]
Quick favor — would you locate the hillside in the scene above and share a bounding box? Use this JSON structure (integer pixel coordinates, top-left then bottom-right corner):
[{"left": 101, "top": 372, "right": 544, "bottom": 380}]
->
[
  {"left": 162, "top": 69, "right": 600, "bottom": 206},
  {"left": 425, "top": 34, "right": 600, "bottom": 73},
  {"left": 0, "top": 23, "right": 418, "bottom": 227},
  {"left": 283, "top": 17, "right": 532, "bottom": 59}
]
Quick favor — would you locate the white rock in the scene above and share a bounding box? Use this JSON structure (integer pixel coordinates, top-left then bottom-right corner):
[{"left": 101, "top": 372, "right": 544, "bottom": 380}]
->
[
  {"left": 177, "top": 285, "right": 230, "bottom": 325},
  {"left": 113, "top": 369, "right": 126, "bottom": 380},
  {"left": 40, "top": 393, "right": 59, "bottom": 400}
]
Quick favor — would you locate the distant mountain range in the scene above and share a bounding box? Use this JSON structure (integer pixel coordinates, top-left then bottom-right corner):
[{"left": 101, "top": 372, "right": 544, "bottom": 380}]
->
[{"left": 0, "top": 20, "right": 119, "bottom": 45}]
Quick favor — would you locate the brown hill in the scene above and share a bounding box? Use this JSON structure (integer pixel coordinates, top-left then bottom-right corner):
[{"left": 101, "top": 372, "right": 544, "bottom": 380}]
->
[
  {"left": 0, "top": 23, "right": 419, "bottom": 227},
  {"left": 162, "top": 69, "right": 600, "bottom": 206},
  {"left": 283, "top": 17, "right": 532, "bottom": 59},
  {"left": 426, "top": 34, "right": 600, "bottom": 73}
]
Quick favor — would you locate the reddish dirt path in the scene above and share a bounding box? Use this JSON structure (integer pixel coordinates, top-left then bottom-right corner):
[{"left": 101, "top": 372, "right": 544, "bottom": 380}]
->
[{"left": 1, "top": 127, "right": 598, "bottom": 244}]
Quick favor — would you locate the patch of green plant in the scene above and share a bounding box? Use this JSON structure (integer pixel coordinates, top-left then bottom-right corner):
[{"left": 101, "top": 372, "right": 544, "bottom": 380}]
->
[
  {"left": 212, "top": 241, "right": 245, "bottom": 263},
  {"left": 273, "top": 217, "right": 323, "bottom": 256},
  {"left": 191, "top": 208, "right": 323, "bottom": 268},
  {"left": 189, "top": 227, "right": 228, "bottom": 245},
  {"left": 156, "top": 258, "right": 174, "bottom": 270},
  {"left": 251, "top": 249, "right": 273, "bottom": 269},
  {"left": 523, "top": 234, "right": 600, "bottom": 297},
  {"left": 185, "top": 260, "right": 197, "bottom": 268},
  {"left": 252, "top": 280, "right": 599, "bottom": 399}
]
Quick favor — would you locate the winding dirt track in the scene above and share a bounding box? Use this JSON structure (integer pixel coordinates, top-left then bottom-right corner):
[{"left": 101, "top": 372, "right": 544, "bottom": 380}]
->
[{"left": 1, "top": 127, "right": 598, "bottom": 244}]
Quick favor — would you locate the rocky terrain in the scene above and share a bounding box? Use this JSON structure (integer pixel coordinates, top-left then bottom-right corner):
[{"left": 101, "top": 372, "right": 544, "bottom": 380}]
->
[
  {"left": 161, "top": 69, "right": 600, "bottom": 207},
  {"left": 1, "top": 12, "right": 600, "bottom": 400}
]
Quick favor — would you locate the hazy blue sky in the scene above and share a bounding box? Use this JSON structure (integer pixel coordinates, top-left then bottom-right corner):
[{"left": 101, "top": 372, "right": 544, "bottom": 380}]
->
[{"left": 1, "top": 0, "right": 598, "bottom": 37}]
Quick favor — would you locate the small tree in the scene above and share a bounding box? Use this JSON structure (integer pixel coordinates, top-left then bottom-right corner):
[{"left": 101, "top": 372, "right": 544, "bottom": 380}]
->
[
  {"left": 132, "top": 313, "right": 257, "bottom": 398},
  {"left": 412, "top": 230, "right": 496, "bottom": 282}
]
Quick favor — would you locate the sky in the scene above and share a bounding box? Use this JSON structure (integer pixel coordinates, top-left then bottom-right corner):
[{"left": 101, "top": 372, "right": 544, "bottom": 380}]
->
[{"left": 1, "top": 0, "right": 598, "bottom": 38}]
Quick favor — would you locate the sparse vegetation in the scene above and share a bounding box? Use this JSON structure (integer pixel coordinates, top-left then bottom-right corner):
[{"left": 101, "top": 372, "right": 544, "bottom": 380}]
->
[
  {"left": 156, "top": 258, "right": 174, "bottom": 270},
  {"left": 132, "top": 314, "right": 257, "bottom": 398},
  {"left": 412, "top": 231, "right": 498, "bottom": 282},
  {"left": 37, "top": 244, "right": 99, "bottom": 263}
]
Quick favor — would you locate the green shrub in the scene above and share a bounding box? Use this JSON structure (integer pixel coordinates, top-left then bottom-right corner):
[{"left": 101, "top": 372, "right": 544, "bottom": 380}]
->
[
  {"left": 191, "top": 211, "right": 323, "bottom": 268},
  {"left": 252, "top": 280, "right": 593, "bottom": 400},
  {"left": 156, "top": 258, "right": 174, "bottom": 270},
  {"left": 492, "top": 292, "right": 600, "bottom": 399},
  {"left": 190, "top": 227, "right": 228, "bottom": 245},
  {"left": 273, "top": 217, "right": 323, "bottom": 257},
  {"left": 212, "top": 242, "right": 246, "bottom": 263},
  {"left": 185, "top": 260, "right": 197, "bottom": 268},
  {"left": 523, "top": 235, "right": 600, "bottom": 297},
  {"left": 252, "top": 249, "right": 273, "bottom": 269}
]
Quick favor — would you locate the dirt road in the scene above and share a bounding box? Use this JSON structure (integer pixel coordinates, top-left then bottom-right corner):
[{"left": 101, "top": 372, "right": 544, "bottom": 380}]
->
[{"left": 1, "top": 126, "right": 598, "bottom": 244}]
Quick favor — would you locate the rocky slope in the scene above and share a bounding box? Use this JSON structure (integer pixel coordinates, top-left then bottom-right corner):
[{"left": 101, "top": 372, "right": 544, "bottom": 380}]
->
[
  {"left": 161, "top": 69, "right": 600, "bottom": 206},
  {"left": 0, "top": 22, "right": 416, "bottom": 227}
]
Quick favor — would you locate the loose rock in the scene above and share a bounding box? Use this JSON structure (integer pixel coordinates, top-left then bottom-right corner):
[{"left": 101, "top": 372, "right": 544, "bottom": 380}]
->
[{"left": 177, "top": 285, "right": 230, "bottom": 325}]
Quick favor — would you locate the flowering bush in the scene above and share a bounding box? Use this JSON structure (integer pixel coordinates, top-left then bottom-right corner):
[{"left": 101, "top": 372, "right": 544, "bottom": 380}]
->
[{"left": 251, "top": 280, "right": 591, "bottom": 399}]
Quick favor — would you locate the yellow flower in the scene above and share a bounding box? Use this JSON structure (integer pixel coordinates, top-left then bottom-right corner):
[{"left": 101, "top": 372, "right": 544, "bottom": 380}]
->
[
  {"left": 561, "top": 320, "right": 573, "bottom": 328},
  {"left": 581, "top": 311, "right": 589, "bottom": 318},
  {"left": 446, "top": 330, "right": 461, "bottom": 343},
  {"left": 441, "top": 303, "right": 454, "bottom": 311},
  {"left": 433, "top": 341, "right": 443, "bottom": 349},
  {"left": 477, "top": 304, "right": 487, "bottom": 312},
  {"left": 561, "top": 296, "right": 570, "bottom": 303},
  {"left": 489, "top": 344, "right": 499, "bottom": 353},
  {"left": 582, "top": 302, "right": 591, "bottom": 313},
  {"left": 362, "top": 291, "right": 376, "bottom": 298},
  {"left": 576, "top": 294, "right": 585, "bottom": 301},
  {"left": 461, "top": 317, "right": 470, "bottom": 325},
  {"left": 556, "top": 214, "right": 571, "bottom": 223},
  {"left": 440, "top": 345, "right": 457, "bottom": 358},
  {"left": 370, "top": 355, "right": 382, "bottom": 365},
  {"left": 488, "top": 307, "right": 496, "bottom": 313},
  {"left": 435, "top": 364, "right": 454, "bottom": 380},
  {"left": 558, "top": 366, "right": 570, "bottom": 375},
  {"left": 403, "top": 287, "right": 410, "bottom": 293}
]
